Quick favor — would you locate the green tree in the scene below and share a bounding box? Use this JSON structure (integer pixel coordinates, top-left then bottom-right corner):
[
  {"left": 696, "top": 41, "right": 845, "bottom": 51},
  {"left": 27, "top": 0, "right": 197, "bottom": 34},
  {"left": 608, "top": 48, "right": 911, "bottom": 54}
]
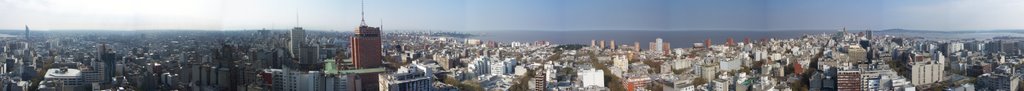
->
[{"left": 692, "top": 77, "right": 707, "bottom": 86}]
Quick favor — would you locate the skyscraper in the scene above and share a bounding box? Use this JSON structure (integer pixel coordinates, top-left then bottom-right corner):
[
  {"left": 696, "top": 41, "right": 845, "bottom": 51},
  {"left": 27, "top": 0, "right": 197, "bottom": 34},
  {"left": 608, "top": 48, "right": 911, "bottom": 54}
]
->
[
  {"left": 289, "top": 27, "right": 306, "bottom": 64},
  {"left": 704, "top": 39, "right": 712, "bottom": 49},
  {"left": 23, "top": 25, "right": 33, "bottom": 65},
  {"left": 663, "top": 43, "right": 671, "bottom": 54},
  {"left": 866, "top": 30, "right": 872, "bottom": 39},
  {"left": 350, "top": 1, "right": 384, "bottom": 90},
  {"left": 866, "top": 30, "right": 875, "bottom": 63},
  {"left": 610, "top": 40, "right": 616, "bottom": 49},
  {"left": 352, "top": 25, "right": 382, "bottom": 69},
  {"left": 591, "top": 40, "right": 596, "bottom": 48},
  {"left": 726, "top": 38, "right": 734, "bottom": 46},
  {"left": 653, "top": 38, "right": 663, "bottom": 52},
  {"left": 98, "top": 44, "right": 116, "bottom": 84},
  {"left": 24, "top": 25, "right": 29, "bottom": 39}
]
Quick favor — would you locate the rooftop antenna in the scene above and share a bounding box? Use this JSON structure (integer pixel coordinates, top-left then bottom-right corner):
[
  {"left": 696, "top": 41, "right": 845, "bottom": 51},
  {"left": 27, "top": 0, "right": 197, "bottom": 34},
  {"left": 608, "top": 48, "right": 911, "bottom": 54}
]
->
[
  {"left": 360, "top": 0, "right": 367, "bottom": 26},
  {"left": 296, "top": 7, "right": 300, "bottom": 27}
]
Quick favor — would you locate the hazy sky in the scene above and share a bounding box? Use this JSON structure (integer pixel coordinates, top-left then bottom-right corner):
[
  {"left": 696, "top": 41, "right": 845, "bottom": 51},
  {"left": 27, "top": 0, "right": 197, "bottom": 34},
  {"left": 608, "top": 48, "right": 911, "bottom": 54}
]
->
[{"left": 1, "top": 0, "right": 1023, "bottom": 31}]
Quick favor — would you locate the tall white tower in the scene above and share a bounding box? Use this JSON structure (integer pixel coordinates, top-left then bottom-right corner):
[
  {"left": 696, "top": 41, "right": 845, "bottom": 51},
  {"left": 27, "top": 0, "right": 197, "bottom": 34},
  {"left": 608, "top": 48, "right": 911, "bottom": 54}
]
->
[{"left": 655, "top": 38, "right": 664, "bottom": 52}]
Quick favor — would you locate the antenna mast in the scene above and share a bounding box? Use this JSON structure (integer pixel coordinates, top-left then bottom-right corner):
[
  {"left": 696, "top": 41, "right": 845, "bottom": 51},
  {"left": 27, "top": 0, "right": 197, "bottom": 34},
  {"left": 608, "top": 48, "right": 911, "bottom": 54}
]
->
[
  {"left": 294, "top": 2, "right": 300, "bottom": 27},
  {"left": 360, "top": 0, "right": 367, "bottom": 26}
]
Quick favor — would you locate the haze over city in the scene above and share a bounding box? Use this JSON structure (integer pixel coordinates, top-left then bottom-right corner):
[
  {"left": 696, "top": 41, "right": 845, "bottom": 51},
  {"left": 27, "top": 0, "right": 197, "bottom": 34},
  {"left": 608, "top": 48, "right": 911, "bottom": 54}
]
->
[
  {"left": 3, "top": 0, "right": 1024, "bottom": 91},
  {"left": 2, "top": 0, "right": 1024, "bottom": 31}
]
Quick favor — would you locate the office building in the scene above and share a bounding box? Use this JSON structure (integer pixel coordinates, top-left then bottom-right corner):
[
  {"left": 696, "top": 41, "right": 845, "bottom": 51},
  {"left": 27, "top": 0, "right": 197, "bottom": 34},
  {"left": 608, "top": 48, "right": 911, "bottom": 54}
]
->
[
  {"left": 837, "top": 70, "right": 861, "bottom": 91},
  {"left": 287, "top": 27, "right": 321, "bottom": 69},
  {"left": 79, "top": 66, "right": 103, "bottom": 86},
  {"left": 289, "top": 27, "right": 306, "bottom": 61},
  {"left": 848, "top": 45, "right": 866, "bottom": 63},
  {"left": 43, "top": 68, "right": 83, "bottom": 90},
  {"left": 98, "top": 44, "right": 116, "bottom": 84}
]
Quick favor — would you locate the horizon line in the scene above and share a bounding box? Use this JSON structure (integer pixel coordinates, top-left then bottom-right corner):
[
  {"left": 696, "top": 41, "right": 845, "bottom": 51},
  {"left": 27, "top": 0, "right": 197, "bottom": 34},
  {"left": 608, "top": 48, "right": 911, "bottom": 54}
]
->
[{"left": 1, "top": 28, "right": 1023, "bottom": 32}]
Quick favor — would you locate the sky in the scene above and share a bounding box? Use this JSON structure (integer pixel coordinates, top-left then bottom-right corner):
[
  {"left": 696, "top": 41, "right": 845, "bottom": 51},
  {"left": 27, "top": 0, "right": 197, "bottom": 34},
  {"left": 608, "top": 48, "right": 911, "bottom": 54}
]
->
[{"left": 1, "top": 0, "right": 1023, "bottom": 31}]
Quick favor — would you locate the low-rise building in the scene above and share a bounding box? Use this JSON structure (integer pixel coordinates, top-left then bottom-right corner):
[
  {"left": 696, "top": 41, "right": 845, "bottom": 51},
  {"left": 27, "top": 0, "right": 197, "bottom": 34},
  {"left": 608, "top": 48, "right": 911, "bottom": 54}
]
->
[{"left": 379, "top": 64, "right": 435, "bottom": 91}]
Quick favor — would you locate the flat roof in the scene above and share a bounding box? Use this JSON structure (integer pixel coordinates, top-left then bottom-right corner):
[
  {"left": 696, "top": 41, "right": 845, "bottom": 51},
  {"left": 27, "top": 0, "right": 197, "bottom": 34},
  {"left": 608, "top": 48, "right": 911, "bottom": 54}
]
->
[
  {"left": 44, "top": 68, "right": 82, "bottom": 78},
  {"left": 336, "top": 68, "right": 386, "bottom": 74}
]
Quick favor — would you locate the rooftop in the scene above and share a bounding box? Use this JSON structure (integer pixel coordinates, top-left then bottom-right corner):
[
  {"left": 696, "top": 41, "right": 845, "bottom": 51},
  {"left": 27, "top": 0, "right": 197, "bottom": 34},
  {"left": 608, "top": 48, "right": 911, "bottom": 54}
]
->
[{"left": 44, "top": 68, "right": 82, "bottom": 79}]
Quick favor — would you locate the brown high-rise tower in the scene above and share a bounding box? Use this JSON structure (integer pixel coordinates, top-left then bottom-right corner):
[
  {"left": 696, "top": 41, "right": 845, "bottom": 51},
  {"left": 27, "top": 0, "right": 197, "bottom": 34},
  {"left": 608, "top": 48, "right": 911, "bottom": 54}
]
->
[
  {"left": 704, "top": 39, "right": 712, "bottom": 49},
  {"left": 352, "top": 24, "right": 381, "bottom": 68},
  {"left": 349, "top": 0, "right": 383, "bottom": 90},
  {"left": 351, "top": 24, "right": 382, "bottom": 91}
]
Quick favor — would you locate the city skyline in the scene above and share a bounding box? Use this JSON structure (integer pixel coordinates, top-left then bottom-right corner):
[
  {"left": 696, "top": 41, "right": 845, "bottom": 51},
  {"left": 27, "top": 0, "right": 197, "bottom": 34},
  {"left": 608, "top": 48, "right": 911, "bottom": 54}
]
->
[
  {"left": 4, "top": 0, "right": 1024, "bottom": 91},
  {"left": 1, "top": 0, "right": 1024, "bottom": 31}
]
